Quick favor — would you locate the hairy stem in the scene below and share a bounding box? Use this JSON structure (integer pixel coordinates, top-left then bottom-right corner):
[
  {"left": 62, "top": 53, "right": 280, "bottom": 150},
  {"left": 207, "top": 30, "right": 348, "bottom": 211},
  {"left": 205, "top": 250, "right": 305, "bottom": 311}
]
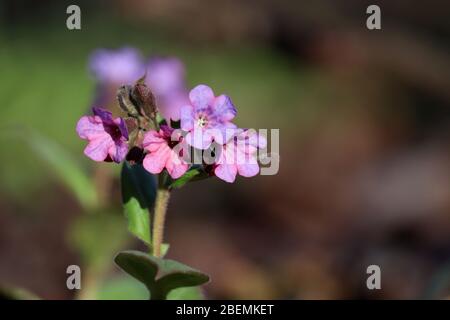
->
[{"left": 152, "top": 188, "right": 170, "bottom": 257}]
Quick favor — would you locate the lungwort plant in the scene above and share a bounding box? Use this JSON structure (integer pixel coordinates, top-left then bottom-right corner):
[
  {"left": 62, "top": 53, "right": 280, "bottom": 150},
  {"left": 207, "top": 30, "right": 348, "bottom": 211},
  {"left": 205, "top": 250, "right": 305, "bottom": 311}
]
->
[{"left": 76, "top": 72, "right": 266, "bottom": 299}]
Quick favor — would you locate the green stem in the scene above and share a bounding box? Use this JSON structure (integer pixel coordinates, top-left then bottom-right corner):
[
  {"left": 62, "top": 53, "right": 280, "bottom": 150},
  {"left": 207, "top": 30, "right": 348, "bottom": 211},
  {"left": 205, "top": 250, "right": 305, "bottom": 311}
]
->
[{"left": 152, "top": 188, "right": 170, "bottom": 257}]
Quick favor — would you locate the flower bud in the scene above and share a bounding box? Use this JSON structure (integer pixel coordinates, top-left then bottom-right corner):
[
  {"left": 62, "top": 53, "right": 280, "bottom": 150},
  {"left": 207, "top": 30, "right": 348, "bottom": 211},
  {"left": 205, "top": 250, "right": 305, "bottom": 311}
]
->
[
  {"left": 131, "top": 76, "right": 158, "bottom": 120},
  {"left": 117, "top": 85, "right": 139, "bottom": 117}
]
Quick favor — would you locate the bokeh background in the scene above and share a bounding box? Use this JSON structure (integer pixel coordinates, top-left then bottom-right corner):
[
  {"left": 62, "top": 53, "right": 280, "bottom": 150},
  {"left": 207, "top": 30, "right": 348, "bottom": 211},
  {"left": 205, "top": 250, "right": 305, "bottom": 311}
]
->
[{"left": 0, "top": 0, "right": 449, "bottom": 299}]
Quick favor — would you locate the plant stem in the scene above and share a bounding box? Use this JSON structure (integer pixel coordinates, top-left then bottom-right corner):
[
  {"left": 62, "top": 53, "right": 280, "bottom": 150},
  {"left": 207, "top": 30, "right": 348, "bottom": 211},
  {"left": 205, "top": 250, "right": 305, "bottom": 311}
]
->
[{"left": 152, "top": 188, "right": 170, "bottom": 257}]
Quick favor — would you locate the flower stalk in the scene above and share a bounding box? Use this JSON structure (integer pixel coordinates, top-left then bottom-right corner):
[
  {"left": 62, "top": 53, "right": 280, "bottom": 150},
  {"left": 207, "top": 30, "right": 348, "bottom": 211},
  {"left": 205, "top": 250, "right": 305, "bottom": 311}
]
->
[{"left": 152, "top": 187, "right": 170, "bottom": 257}]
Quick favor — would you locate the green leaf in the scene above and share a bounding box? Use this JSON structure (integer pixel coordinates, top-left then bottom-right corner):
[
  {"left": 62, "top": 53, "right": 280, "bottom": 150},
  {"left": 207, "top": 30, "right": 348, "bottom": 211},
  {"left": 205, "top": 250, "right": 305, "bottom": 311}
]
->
[
  {"left": 25, "top": 130, "right": 98, "bottom": 210},
  {"left": 95, "top": 275, "right": 204, "bottom": 300},
  {"left": 167, "top": 286, "right": 204, "bottom": 300},
  {"left": 114, "top": 250, "right": 209, "bottom": 300},
  {"left": 96, "top": 275, "right": 148, "bottom": 300},
  {"left": 121, "top": 162, "right": 157, "bottom": 246},
  {"left": 169, "top": 167, "right": 206, "bottom": 189}
]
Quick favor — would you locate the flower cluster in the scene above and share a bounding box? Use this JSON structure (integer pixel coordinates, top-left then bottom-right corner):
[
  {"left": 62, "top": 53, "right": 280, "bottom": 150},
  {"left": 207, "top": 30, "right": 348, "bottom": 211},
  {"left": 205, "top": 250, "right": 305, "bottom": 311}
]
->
[{"left": 78, "top": 53, "right": 265, "bottom": 184}]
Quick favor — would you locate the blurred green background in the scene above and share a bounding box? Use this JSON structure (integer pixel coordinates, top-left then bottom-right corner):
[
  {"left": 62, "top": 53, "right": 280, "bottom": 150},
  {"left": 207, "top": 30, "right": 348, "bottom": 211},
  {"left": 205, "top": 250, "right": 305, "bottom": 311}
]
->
[{"left": 0, "top": 0, "right": 449, "bottom": 299}]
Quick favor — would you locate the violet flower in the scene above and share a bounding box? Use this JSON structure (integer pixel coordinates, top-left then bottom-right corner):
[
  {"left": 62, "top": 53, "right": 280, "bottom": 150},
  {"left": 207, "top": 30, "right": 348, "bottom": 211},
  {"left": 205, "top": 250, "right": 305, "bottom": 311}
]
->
[
  {"left": 76, "top": 107, "right": 129, "bottom": 163},
  {"left": 89, "top": 47, "right": 144, "bottom": 85},
  {"left": 145, "top": 57, "right": 189, "bottom": 121},
  {"left": 180, "top": 85, "right": 237, "bottom": 150}
]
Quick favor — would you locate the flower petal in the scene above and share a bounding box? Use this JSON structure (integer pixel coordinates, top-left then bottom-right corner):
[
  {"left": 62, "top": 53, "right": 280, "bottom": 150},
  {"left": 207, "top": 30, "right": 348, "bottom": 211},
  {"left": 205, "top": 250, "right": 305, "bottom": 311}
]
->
[
  {"left": 143, "top": 130, "right": 166, "bottom": 152},
  {"left": 92, "top": 107, "right": 114, "bottom": 124},
  {"left": 189, "top": 84, "right": 214, "bottom": 111},
  {"left": 180, "top": 104, "right": 195, "bottom": 131},
  {"left": 89, "top": 47, "right": 143, "bottom": 84},
  {"left": 159, "top": 91, "right": 189, "bottom": 121},
  {"left": 143, "top": 144, "right": 170, "bottom": 174},
  {"left": 185, "top": 130, "right": 213, "bottom": 150},
  {"left": 165, "top": 150, "right": 188, "bottom": 179},
  {"left": 159, "top": 125, "right": 175, "bottom": 139},
  {"left": 111, "top": 139, "right": 128, "bottom": 163},
  {"left": 256, "top": 133, "right": 267, "bottom": 149},
  {"left": 145, "top": 58, "right": 185, "bottom": 95},
  {"left": 213, "top": 95, "right": 237, "bottom": 121},
  {"left": 76, "top": 116, "right": 104, "bottom": 140},
  {"left": 215, "top": 163, "right": 238, "bottom": 183},
  {"left": 84, "top": 135, "right": 112, "bottom": 162},
  {"left": 235, "top": 129, "right": 263, "bottom": 155},
  {"left": 237, "top": 162, "right": 260, "bottom": 177},
  {"left": 115, "top": 117, "right": 129, "bottom": 140},
  {"left": 210, "top": 124, "right": 238, "bottom": 145}
]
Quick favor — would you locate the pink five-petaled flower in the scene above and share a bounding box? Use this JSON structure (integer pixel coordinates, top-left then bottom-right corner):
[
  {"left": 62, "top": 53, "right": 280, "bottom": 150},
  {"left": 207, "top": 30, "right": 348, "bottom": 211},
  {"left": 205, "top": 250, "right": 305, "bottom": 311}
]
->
[
  {"left": 180, "top": 84, "right": 237, "bottom": 150},
  {"left": 142, "top": 125, "right": 189, "bottom": 179},
  {"left": 214, "top": 129, "right": 267, "bottom": 183},
  {"left": 76, "top": 107, "right": 129, "bottom": 163}
]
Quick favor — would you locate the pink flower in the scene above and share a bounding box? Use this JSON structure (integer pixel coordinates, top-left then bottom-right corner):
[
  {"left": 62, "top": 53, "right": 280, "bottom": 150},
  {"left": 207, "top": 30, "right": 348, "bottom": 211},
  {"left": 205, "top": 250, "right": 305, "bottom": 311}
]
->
[
  {"left": 214, "top": 129, "right": 266, "bottom": 183},
  {"left": 142, "top": 125, "right": 189, "bottom": 179},
  {"left": 76, "top": 107, "right": 129, "bottom": 163},
  {"left": 180, "top": 85, "right": 237, "bottom": 150}
]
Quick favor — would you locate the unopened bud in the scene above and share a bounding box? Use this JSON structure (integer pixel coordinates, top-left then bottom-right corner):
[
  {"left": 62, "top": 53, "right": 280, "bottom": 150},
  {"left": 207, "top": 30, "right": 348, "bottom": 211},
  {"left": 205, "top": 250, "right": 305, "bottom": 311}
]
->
[
  {"left": 130, "top": 75, "right": 158, "bottom": 120},
  {"left": 117, "top": 85, "right": 139, "bottom": 117}
]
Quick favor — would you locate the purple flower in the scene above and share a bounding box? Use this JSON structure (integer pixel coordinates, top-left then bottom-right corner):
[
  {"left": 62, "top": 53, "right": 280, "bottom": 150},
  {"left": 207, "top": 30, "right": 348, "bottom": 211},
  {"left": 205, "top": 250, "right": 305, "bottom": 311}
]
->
[
  {"left": 146, "top": 58, "right": 185, "bottom": 95},
  {"left": 76, "top": 107, "right": 129, "bottom": 163},
  {"left": 214, "top": 129, "right": 266, "bottom": 183},
  {"left": 145, "top": 57, "right": 189, "bottom": 121},
  {"left": 180, "top": 85, "right": 237, "bottom": 149},
  {"left": 89, "top": 47, "right": 144, "bottom": 84}
]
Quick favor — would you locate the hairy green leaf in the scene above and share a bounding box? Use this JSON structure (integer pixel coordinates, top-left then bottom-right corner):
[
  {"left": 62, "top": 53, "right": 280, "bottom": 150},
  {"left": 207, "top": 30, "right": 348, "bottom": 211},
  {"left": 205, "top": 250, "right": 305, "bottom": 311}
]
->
[
  {"left": 115, "top": 250, "right": 209, "bottom": 300},
  {"left": 95, "top": 275, "right": 203, "bottom": 300},
  {"left": 169, "top": 167, "right": 209, "bottom": 189},
  {"left": 121, "top": 162, "right": 157, "bottom": 246}
]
